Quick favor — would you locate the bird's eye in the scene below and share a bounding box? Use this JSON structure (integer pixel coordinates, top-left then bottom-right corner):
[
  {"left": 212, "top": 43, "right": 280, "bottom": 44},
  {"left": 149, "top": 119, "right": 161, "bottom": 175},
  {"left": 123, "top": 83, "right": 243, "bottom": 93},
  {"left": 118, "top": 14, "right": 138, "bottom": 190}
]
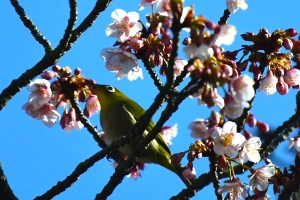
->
[{"left": 106, "top": 86, "right": 115, "bottom": 92}]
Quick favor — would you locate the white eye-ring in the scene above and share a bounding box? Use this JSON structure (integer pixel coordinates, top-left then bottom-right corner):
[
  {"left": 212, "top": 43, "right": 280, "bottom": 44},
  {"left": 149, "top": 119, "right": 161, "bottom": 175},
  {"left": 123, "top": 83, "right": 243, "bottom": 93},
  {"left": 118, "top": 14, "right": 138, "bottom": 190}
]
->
[{"left": 106, "top": 85, "right": 115, "bottom": 92}]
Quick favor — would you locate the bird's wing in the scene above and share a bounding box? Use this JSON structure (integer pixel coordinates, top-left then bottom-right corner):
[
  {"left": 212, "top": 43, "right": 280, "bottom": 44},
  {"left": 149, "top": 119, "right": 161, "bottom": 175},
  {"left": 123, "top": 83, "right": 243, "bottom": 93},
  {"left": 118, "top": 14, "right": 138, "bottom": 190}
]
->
[{"left": 122, "top": 100, "right": 172, "bottom": 156}]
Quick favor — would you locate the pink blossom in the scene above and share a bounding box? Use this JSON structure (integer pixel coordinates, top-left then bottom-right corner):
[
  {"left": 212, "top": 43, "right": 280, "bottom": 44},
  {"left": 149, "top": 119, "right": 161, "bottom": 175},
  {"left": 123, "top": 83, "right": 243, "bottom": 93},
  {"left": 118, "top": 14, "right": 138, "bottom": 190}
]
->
[
  {"left": 23, "top": 103, "right": 60, "bottom": 127},
  {"left": 211, "top": 121, "right": 246, "bottom": 157},
  {"left": 226, "top": 0, "right": 248, "bottom": 13},
  {"left": 27, "top": 79, "right": 52, "bottom": 107},
  {"left": 239, "top": 137, "right": 261, "bottom": 164},
  {"left": 259, "top": 73, "right": 278, "bottom": 95},
  {"left": 284, "top": 68, "right": 300, "bottom": 87},
  {"left": 129, "top": 38, "right": 144, "bottom": 51},
  {"left": 218, "top": 178, "right": 248, "bottom": 199},
  {"left": 174, "top": 59, "right": 188, "bottom": 77},
  {"left": 182, "top": 165, "right": 196, "bottom": 179},
  {"left": 188, "top": 119, "right": 210, "bottom": 139},
  {"left": 249, "top": 164, "right": 276, "bottom": 191},
  {"left": 50, "top": 93, "right": 66, "bottom": 108},
  {"left": 288, "top": 137, "right": 300, "bottom": 151},
  {"left": 230, "top": 75, "right": 255, "bottom": 108},
  {"left": 224, "top": 95, "right": 244, "bottom": 119},
  {"left": 100, "top": 48, "right": 143, "bottom": 81},
  {"left": 85, "top": 94, "right": 100, "bottom": 114},
  {"left": 139, "top": 0, "right": 159, "bottom": 10},
  {"left": 106, "top": 9, "right": 143, "bottom": 42},
  {"left": 157, "top": 0, "right": 172, "bottom": 17},
  {"left": 210, "top": 24, "right": 237, "bottom": 46},
  {"left": 161, "top": 124, "right": 177, "bottom": 145},
  {"left": 60, "top": 108, "right": 83, "bottom": 132},
  {"left": 183, "top": 44, "right": 214, "bottom": 60}
]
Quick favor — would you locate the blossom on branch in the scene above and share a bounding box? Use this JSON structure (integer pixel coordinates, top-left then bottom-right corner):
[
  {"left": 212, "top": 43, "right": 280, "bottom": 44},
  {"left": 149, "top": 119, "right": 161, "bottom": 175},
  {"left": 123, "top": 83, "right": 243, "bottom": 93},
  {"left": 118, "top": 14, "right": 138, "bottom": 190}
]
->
[
  {"left": 211, "top": 121, "right": 246, "bottom": 157},
  {"left": 27, "top": 79, "right": 52, "bottom": 107},
  {"left": 106, "top": 9, "right": 143, "bottom": 42},
  {"left": 226, "top": 0, "right": 248, "bottom": 13},
  {"left": 239, "top": 137, "right": 261, "bottom": 164},
  {"left": 218, "top": 178, "right": 248, "bottom": 199},
  {"left": 249, "top": 164, "right": 276, "bottom": 191},
  {"left": 210, "top": 24, "right": 237, "bottom": 46},
  {"left": 161, "top": 124, "right": 178, "bottom": 145},
  {"left": 100, "top": 48, "right": 143, "bottom": 81},
  {"left": 183, "top": 44, "right": 214, "bottom": 60},
  {"left": 230, "top": 75, "right": 255, "bottom": 108},
  {"left": 157, "top": 0, "right": 172, "bottom": 17},
  {"left": 139, "top": 0, "right": 159, "bottom": 10}
]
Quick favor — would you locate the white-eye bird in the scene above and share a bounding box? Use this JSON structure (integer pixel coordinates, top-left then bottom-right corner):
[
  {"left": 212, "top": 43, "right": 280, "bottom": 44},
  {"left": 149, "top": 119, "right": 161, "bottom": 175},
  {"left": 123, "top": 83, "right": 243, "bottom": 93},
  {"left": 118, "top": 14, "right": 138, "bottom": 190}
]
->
[{"left": 90, "top": 83, "right": 182, "bottom": 176}]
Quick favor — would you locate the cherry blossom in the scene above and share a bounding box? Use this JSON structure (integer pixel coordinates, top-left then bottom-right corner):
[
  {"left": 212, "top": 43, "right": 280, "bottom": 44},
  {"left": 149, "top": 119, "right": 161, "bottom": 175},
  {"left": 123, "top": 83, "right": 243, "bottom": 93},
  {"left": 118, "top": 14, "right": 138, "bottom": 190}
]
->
[
  {"left": 224, "top": 95, "right": 244, "bottom": 119},
  {"left": 259, "top": 73, "right": 278, "bottom": 95},
  {"left": 284, "top": 68, "right": 300, "bottom": 87},
  {"left": 174, "top": 59, "right": 188, "bottom": 77},
  {"left": 106, "top": 9, "right": 143, "bottom": 42},
  {"left": 183, "top": 44, "right": 214, "bottom": 60},
  {"left": 27, "top": 79, "right": 52, "bottom": 107},
  {"left": 23, "top": 103, "right": 60, "bottom": 127},
  {"left": 157, "top": 0, "right": 172, "bottom": 17},
  {"left": 139, "top": 0, "right": 159, "bottom": 10},
  {"left": 161, "top": 124, "right": 178, "bottom": 145},
  {"left": 182, "top": 165, "right": 196, "bottom": 179},
  {"left": 218, "top": 178, "right": 248, "bottom": 199},
  {"left": 230, "top": 75, "right": 255, "bottom": 108},
  {"left": 288, "top": 137, "right": 300, "bottom": 151},
  {"left": 211, "top": 121, "right": 246, "bottom": 157},
  {"left": 249, "top": 164, "right": 276, "bottom": 191},
  {"left": 210, "top": 24, "right": 237, "bottom": 46},
  {"left": 226, "top": 0, "right": 248, "bottom": 13},
  {"left": 60, "top": 108, "right": 83, "bottom": 132},
  {"left": 239, "top": 137, "right": 261, "bottom": 164},
  {"left": 188, "top": 119, "right": 210, "bottom": 139},
  {"left": 100, "top": 48, "right": 143, "bottom": 81},
  {"left": 85, "top": 94, "right": 100, "bottom": 114}
]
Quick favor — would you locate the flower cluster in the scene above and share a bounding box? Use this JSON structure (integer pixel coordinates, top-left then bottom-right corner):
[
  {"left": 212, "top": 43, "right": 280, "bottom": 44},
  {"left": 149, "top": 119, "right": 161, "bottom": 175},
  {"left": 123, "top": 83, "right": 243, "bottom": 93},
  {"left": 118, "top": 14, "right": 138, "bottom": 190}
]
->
[{"left": 22, "top": 66, "right": 101, "bottom": 131}]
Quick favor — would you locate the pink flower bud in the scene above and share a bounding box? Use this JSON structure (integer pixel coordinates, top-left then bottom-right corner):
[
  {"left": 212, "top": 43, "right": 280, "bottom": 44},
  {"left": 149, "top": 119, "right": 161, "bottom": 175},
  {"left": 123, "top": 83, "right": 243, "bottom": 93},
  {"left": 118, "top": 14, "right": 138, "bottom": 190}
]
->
[
  {"left": 171, "top": 152, "right": 186, "bottom": 165},
  {"left": 41, "top": 70, "right": 58, "bottom": 80},
  {"left": 243, "top": 129, "right": 252, "bottom": 140},
  {"left": 129, "top": 38, "right": 144, "bottom": 51},
  {"left": 276, "top": 78, "right": 289, "bottom": 95},
  {"left": 74, "top": 68, "right": 81, "bottom": 75},
  {"left": 78, "top": 90, "right": 86, "bottom": 102},
  {"left": 182, "top": 164, "right": 196, "bottom": 180},
  {"left": 256, "top": 121, "right": 269, "bottom": 133},
  {"left": 154, "top": 54, "right": 163, "bottom": 66},
  {"left": 83, "top": 107, "right": 92, "bottom": 118},
  {"left": 52, "top": 65, "right": 61, "bottom": 72},
  {"left": 246, "top": 114, "right": 257, "bottom": 127},
  {"left": 238, "top": 60, "right": 248, "bottom": 72},
  {"left": 283, "top": 38, "right": 293, "bottom": 50},
  {"left": 285, "top": 28, "right": 298, "bottom": 37}
]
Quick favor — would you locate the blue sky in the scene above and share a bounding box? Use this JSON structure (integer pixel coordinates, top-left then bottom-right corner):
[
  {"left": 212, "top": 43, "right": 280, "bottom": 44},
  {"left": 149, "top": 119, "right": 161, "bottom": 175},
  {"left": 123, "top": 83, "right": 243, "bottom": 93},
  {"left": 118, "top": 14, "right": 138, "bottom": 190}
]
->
[{"left": 1, "top": 0, "right": 300, "bottom": 199}]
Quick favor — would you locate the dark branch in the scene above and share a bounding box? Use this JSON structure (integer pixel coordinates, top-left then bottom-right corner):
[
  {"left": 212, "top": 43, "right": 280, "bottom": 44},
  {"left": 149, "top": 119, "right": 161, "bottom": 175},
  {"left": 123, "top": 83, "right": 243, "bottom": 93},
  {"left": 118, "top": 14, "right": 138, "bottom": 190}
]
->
[{"left": 0, "top": 162, "right": 18, "bottom": 200}]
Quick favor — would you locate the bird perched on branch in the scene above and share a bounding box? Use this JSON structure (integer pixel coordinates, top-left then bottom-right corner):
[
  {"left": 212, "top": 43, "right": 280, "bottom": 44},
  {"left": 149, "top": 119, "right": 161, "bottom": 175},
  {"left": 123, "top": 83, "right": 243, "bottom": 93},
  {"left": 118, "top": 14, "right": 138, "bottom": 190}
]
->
[{"left": 89, "top": 82, "right": 182, "bottom": 175}]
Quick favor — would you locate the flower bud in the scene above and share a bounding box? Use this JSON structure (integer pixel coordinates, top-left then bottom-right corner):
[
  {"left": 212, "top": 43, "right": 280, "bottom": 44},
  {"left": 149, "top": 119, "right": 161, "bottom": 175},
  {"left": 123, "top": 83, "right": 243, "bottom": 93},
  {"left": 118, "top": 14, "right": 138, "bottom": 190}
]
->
[
  {"left": 74, "top": 68, "right": 81, "bottom": 75},
  {"left": 52, "top": 65, "right": 61, "bottom": 72},
  {"left": 243, "top": 129, "right": 253, "bottom": 140},
  {"left": 171, "top": 152, "right": 186, "bottom": 165},
  {"left": 182, "top": 163, "right": 196, "bottom": 179},
  {"left": 256, "top": 121, "right": 269, "bottom": 133},
  {"left": 285, "top": 28, "right": 298, "bottom": 37},
  {"left": 283, "top": 38, "right": 293, "bottom": 50},
  {"left": 246, "top": 114, "right": 257, "bottom": 127},
  {"left": 41, "top": 70, "right": 58, "bottom": 80},
  {"left": 129, "top": 38, "right": 144, "bottom": 51}
]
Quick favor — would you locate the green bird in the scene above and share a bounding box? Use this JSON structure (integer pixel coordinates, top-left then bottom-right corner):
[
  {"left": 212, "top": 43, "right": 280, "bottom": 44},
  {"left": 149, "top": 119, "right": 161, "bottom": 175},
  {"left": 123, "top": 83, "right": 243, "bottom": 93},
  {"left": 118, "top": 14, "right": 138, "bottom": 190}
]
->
[{"left": 90, "top": 83, "right": 181, "bottom": 176}]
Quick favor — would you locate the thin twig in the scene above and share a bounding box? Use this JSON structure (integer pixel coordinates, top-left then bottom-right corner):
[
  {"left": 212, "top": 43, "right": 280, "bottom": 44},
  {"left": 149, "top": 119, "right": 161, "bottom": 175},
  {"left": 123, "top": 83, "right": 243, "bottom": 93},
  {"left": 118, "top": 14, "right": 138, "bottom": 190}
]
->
[{"left": 10, "top": 0, "right": 53, "bottom": 52}]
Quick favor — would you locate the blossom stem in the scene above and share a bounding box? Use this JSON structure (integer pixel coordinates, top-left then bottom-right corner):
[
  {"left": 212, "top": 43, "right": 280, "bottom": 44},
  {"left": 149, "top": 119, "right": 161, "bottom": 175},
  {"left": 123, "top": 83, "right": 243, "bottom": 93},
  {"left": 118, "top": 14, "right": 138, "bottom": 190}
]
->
[{"left": 227, "top": 157, "right": 252, "bottom": 171}]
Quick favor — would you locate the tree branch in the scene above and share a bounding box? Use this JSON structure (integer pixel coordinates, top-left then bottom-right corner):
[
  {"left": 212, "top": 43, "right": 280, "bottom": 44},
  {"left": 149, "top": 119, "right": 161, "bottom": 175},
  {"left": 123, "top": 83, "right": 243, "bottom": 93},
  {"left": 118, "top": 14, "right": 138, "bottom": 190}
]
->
[{"left": 10, "top": 0, "right": 53, "bottom": 52}]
